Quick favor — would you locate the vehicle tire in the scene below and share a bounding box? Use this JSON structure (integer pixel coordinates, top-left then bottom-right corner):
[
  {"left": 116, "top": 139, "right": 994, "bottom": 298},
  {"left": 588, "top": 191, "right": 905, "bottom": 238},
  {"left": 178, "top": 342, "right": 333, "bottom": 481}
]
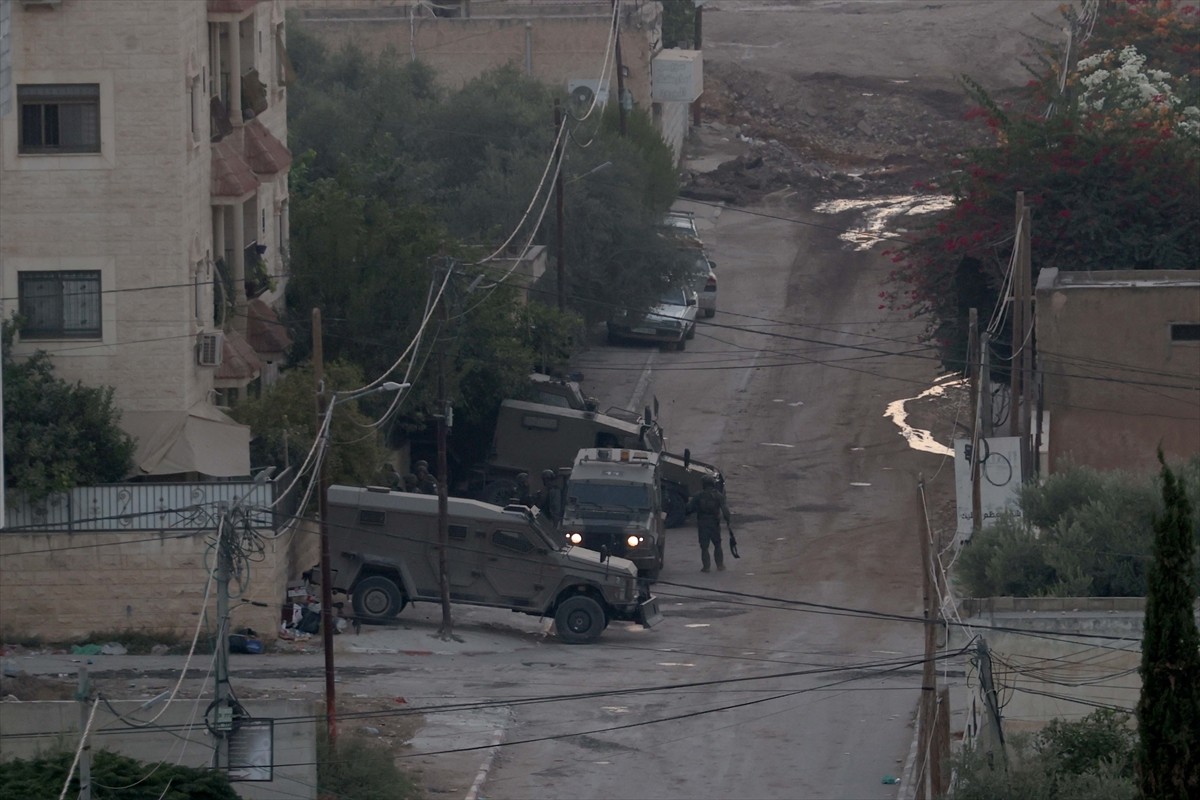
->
[
  {"left": 686, "top": 323, "right": 696, "bottom": 340},
  {"left": 554, "top": 595, "right": 606, "bottom": 644},
  {"left": 663, "top": 487, "right": 687, "bottom": 528},
  {"left": 675, "top": 336, "right": 687, "bottom": 352},
  {"left": 705, "top": 308, "right": 716, "bottom": 319},
  {"left": 352, "top": 575, "right": 406, "bottom": 622},
  {"left": 482, "top": 478, "right": 518, "bottom": 507}
]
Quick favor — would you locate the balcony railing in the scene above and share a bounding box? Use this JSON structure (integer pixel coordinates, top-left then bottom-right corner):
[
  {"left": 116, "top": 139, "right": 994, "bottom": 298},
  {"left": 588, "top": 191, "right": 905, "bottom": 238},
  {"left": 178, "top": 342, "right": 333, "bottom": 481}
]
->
[{"left": 3, "top": 469, "right": 299, "bottom": 533}]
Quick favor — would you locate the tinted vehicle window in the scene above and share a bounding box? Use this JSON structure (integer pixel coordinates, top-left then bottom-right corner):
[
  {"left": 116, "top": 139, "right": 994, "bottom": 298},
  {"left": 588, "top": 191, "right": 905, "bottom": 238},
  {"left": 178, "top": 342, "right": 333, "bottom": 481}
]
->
[
  {"left": 657, "top": 288, "right": 688, "bottom": 306},
  {"left": 492, "top": 529, "right": 534, "bottom": 554},
  {"left": 568, "top": 482, "right": 654, "bottom": 511}
]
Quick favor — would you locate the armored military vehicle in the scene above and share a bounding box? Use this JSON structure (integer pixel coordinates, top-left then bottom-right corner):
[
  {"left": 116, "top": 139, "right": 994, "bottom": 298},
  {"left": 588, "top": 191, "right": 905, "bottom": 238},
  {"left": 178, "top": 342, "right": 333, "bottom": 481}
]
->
[
  {"left": 324, "top": 486, "right": 661, "bottom": 644},
  {"left": 560, "top": 448, "right": 666, "bottom": 579},
  {"left": 470, "top": 399, "right": 722, "bottom": 528}
]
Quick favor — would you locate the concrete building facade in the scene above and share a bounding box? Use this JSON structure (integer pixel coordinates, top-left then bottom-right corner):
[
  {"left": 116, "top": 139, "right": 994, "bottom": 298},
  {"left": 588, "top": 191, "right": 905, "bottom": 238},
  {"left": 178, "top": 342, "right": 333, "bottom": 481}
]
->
[
  {"left": 1035, "top": 269, "right": 1200, "bottom": 474},
  {"left": 0, "top": 0, "right": 293, "bottom": 479}
]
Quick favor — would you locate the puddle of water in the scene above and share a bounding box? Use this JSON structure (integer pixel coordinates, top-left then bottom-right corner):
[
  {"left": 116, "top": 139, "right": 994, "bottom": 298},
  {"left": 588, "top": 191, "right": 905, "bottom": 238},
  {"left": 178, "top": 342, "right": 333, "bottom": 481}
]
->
[
  {"left": 814, "top": 194, "right": 954, "bottom": 251},
  {"left": 761, "top": 442, "right": 795, "bottom": 448},
  {"left": 883, "top": 374, "right": 963, "bottom": 456}
]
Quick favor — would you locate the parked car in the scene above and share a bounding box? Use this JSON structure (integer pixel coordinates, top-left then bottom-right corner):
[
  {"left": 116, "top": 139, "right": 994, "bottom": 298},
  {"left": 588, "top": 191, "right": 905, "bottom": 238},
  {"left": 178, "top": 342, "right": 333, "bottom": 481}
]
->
[
  {"left": 662, "top": 210, "right": 702, "bottom": 243},
  {"left": 607, "top": 286, "right": 699, "bottom": 351},
  {"left": 694, "top": 251, "right": 718, "bottom": 318}
]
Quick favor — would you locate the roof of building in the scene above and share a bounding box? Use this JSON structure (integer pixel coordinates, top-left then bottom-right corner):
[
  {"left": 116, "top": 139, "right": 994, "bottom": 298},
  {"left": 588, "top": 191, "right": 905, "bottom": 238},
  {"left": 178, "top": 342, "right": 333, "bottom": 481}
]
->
[
  {"left": 244, "top": 119, "right": 292, "bottom": 175},
  {"left": 215, "top": 329, "right": 264, "bottom": 382},
  {"left": 208, "top": 0, "right": 261, "bottom": 15},
  {"left": 211, "top": 138, "right": 260, "bottom": 199},
  {"left": 246, "top": 298, "right": 292, "bottom": 355},
  {"left": 1037, "top": 267, "right": 1200, "bottom": 290}
]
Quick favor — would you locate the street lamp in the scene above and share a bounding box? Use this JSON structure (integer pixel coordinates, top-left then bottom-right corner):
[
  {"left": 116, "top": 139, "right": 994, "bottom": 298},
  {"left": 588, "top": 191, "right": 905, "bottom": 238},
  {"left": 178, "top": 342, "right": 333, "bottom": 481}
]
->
[{"left": 316, "top": 379, "right": 408, "bottom": 747}]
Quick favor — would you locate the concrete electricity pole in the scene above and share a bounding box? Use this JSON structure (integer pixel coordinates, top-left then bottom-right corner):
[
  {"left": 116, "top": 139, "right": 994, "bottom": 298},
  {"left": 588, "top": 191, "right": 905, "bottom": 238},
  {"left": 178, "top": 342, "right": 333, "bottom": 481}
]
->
[{"left": 312, "top": 307, "right": 338, "bottom": 747}]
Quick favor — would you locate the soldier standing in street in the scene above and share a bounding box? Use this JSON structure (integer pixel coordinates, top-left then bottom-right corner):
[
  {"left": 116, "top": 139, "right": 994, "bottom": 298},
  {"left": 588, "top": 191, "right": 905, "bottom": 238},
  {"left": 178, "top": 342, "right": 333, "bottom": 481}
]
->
[
  {"left": 534, "top": 469, "right": 563, "bottom": 524},
  {"left": 685, "top": 476, "right": 731, "bottom": 572}
]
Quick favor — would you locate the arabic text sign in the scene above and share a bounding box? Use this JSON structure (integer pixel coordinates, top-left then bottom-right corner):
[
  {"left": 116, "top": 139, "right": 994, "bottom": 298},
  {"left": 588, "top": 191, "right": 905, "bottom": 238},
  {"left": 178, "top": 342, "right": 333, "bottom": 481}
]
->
[{"left": 954, "top": 437, "right": 1023, "bottom": 541}]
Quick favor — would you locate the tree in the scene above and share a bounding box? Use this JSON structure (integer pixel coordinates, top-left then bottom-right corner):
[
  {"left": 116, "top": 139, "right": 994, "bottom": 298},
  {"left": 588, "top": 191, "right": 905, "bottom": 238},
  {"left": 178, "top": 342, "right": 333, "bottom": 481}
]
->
[
  {"left": 2, "top": 325, "right": 135, "bottom": 503},
  {"left": 950, "top": 709, "right": 1138, "bottom": 800},
  {"left": 0, "top": 749, "right": 239, "bottom": 800},
  {"left": 886, "top": 1, "right": 1200, "bottom": 369},
  {"left": 228, "top": 361, "right": 389, "bottom": 489},
  {"left": 955, "top": 459, "right": 1200, "bottom": 598},
  {"left": 1135, "top": 454, "right": 1200, "bottom": 799}
]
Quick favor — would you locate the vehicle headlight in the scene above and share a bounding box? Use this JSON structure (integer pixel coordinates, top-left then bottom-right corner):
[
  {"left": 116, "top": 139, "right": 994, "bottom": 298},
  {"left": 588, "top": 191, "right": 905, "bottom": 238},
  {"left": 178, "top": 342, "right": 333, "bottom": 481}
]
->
[
  {"left": 567, "top": 531, "right": 583, "bottom": 545},
  {"left": 626, "top": 534, "right": 643, "bottom": 548}
]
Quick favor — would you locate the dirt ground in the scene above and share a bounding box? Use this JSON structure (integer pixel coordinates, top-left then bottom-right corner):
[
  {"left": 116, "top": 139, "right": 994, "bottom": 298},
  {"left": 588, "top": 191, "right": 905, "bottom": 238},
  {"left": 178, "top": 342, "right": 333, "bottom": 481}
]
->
[{"left": 685, "top": 0, "right": 1064, "bottom": 203}]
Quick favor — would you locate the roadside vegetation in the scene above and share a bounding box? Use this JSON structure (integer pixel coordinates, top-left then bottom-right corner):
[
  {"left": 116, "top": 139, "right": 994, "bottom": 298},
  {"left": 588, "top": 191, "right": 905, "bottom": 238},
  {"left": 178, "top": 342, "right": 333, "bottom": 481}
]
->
[
  {"left": 885, "top": 0, "right": 1199, "bottom": 370},
  {"left": 955, "top": 457, "right": 1200, "bottom": 597},
  {"left": 0, "top": 750, "right": 239, "bottom": 800},
  {"left": 1, "top": 323, "right": 135, "bottom": 503}
]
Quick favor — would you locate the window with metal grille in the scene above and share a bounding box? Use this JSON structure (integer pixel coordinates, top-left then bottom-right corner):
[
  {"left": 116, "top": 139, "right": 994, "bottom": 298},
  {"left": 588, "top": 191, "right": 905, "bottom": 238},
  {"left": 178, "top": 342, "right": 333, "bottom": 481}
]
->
[
  {"left": 18, "top": 271, "right": 101, "bottom": 339},
  {"left": 18, "top": 84, "right": 100, "bottom": 154}
]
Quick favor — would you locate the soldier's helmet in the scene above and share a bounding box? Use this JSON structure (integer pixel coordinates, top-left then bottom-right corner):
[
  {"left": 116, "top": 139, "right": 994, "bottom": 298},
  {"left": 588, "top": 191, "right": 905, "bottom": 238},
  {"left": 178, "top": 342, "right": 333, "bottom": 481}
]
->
[
  {"left": 415, "top": 460, "right": 429, "bottom": 471},
  {"left": 541, "top": 469, "right": 556, "bottom": 482},
  {"left": 516, "top": 472, "right": 529, "bottom": 483},
  {"left": 702, "top": 475, "right": 717, "bottom": 488}
]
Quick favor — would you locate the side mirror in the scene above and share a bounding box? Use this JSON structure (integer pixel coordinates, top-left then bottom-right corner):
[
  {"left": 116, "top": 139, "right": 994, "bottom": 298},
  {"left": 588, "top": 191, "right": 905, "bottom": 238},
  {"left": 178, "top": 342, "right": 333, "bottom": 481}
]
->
[{"left": 684, "top": 448, "right": 691, "bottom": 469}]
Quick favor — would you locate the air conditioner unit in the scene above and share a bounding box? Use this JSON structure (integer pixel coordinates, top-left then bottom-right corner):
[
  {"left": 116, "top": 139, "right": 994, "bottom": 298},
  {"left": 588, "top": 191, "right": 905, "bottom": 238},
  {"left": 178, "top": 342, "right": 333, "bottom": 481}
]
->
[
  {"left": 567, "top": 79, "right": 609, "bottom": 113},
  {"left": 197, "top": 332, "right": 224, "bottom": 367}
]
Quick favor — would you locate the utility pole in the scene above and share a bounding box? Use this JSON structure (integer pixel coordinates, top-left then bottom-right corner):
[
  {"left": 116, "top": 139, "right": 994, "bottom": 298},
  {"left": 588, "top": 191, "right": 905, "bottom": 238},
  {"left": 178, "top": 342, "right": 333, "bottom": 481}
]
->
[
  {"left": 916, "top": 476, "right": 937, "bottom": 800},
  {"left": 980, "top": 330, "right": 993, "bottom": 439},
  {"left": 613, "top": 0, "right": 628, "bottom": 137},
  {"left": 212, "top": 512, "right": 233, "bottom": 769},
  {"left": 692, "top": 0, "right": 704, "bottom": 126},
  {"left": 554, "top": 99, "right": 566, "bottom": 312},
  {"left": 1009, "top": 192, "right": 1025, "bottom": 441},
  {"left": 1018, "top": 205, "right": 1034, "bottom": 481},
  {"left": 933, "top": 686, "right": 951, "bottom": 795},
  {"left": 436, "top": 264, "right": 454, "bottom": 638},
  {"left": 968, "top": 309, "right": 982, "bottom": 539},
  {"left": 312, "top": 307, "right": 338, "bottom": 747},
  {"left": 76, "top": 667, "right": 92, "bottom": 800},
  {"left": 977, "top": 638, "right": 1008, "bottom": 771}
]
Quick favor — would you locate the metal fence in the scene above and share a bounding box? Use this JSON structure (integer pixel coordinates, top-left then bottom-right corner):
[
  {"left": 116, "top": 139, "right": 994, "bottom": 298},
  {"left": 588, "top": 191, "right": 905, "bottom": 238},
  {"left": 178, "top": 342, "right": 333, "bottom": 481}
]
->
[{"left": 3, "top": 469, "right": 300, "bottom": 533}]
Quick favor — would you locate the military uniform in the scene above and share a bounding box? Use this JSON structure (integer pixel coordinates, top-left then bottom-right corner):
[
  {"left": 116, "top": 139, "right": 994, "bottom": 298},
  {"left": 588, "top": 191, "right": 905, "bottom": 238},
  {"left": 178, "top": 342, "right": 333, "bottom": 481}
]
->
[
  {"left": 685, "top": 483, "right": 731, "bottom": 572},
  {"left": 412, "top": 461, "right": 437, "bottom": 495},
  {"left": 534, "top": 470, "right": 563, "bottom": 524}
]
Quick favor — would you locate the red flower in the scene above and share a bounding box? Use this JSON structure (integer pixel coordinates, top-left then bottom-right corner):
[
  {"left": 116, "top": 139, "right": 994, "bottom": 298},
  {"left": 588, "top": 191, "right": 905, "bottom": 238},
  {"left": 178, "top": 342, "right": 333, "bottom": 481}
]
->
[{"left": 1058, "top": 209, "right": 1072, "bottom": 219}]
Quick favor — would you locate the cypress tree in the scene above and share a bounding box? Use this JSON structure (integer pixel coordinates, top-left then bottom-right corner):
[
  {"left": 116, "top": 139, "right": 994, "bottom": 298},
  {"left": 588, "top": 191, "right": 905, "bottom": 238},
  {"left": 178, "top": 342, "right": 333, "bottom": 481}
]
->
[{"left": 1135, "top": 454, "right": 1200, "bottom": 799}]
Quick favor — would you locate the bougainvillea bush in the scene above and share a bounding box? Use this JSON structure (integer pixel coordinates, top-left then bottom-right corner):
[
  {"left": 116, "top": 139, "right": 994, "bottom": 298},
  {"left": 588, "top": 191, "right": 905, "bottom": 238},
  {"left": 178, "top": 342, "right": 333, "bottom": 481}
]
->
[{"left": 885, "top": 0, "right": 1200, "bottom": 370}]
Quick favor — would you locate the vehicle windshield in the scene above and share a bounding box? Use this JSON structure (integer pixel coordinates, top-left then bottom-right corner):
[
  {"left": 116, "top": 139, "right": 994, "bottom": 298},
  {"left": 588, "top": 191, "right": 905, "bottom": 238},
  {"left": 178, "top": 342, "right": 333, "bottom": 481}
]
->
[
  {"left": 657, "top": 287, "right": 689, "bottom": 307},
  {"left": 567, "top": 482, "right": 654, "bottom": 514}
]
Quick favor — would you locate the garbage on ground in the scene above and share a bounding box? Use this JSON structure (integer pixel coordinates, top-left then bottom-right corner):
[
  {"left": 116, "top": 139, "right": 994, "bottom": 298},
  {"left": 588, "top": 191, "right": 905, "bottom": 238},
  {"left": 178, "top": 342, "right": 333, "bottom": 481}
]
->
[
  {"left": 881, "top": 775, "right": 900, "bottom": 785},
  {"left": 70, "top": 644, "right": 103, "bottom": 656},
  {"left": 229, "top": 627, "right": 264, "bottom": 655},
  {"left": 100, "top": 642, "right": 127, "bottom": 656},
  {"left": 279, "top": 575, "right": 348, "bottom": 639}
]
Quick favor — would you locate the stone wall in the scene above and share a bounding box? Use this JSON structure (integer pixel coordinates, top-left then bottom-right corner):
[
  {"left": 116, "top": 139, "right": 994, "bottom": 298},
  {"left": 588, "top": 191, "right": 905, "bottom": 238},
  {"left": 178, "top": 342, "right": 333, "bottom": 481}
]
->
[
  {"left": 949, "top": 597, "right": 1200, "bottom": 735},
  {"left": 0, "top": 698, "right": 318, "bottom": 800},
  {"left": 0, "top": 520, "right": 319, "bottom": 643}
]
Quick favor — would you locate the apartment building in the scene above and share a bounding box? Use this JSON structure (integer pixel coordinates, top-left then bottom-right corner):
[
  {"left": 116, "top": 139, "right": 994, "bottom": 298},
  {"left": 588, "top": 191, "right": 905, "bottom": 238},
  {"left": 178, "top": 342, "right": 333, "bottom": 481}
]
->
[{"left": 0, "top": 0, "right": 292, "bottom": 478}]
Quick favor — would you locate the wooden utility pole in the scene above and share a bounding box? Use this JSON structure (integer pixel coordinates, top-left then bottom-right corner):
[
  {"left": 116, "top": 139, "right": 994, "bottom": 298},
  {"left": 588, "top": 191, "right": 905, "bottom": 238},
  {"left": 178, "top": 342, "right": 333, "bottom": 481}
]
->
[
  {"left": 613, "top": 0, "right": 628, "bottom": 136},
  {"left": 554, "top": 99, "right": 566, "bottom": 311},
  {"left": 933, "top": 686, "right": 951, "bottom": 795},
  {"left": 436, "top": 266, "right": 454, "bottom": 638},
  {"left": 312, "top": 307, "right": 337, "bottom": 746},
  {"left": 1009, "top": 192, "right": 1025, "bottom": 440},
  {"left": 968, "top": 309, "right": 982, "bottom": 538},
  {"left": 1018, "top": 206, "right": 1034, "bottom": 481},
  {"left": 692, "top": 1, "right": 704, "bottom": 126},
  {"left": 916, "top": 476, "right": 937, "bottom": 800}
]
